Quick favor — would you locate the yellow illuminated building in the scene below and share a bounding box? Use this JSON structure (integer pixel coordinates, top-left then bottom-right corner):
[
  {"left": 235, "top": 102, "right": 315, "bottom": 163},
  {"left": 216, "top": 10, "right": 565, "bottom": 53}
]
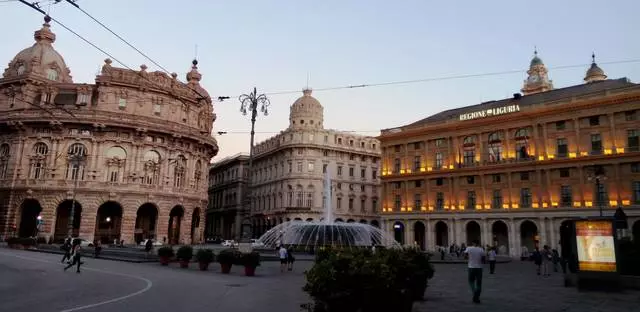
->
[{"left": 378, "top": 52, "right": 640, "bottom": 256}]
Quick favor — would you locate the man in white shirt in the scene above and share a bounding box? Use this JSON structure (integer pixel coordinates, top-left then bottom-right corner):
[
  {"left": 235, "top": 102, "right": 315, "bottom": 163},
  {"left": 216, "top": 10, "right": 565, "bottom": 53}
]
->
[{"left": 464, "top": 239, "right": 485, "bottom": 304}]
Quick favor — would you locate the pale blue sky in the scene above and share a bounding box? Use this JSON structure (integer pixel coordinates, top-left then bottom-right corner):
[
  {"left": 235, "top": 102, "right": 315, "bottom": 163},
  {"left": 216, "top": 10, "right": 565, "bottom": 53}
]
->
[{"left": 2, "top": 0, "right": 639, "bottom": 159}]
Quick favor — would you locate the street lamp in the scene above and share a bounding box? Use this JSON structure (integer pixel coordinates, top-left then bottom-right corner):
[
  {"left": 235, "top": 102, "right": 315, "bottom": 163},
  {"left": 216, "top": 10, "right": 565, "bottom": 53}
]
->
[
  {"left": 67, "top": 150, "right": 86, "bottom": 238},
  {"left": 587, "top": 166, "right": 607, "bottom": 217},
  {"left": 238, "top": 87, "right": 270, "bottom": 241}
]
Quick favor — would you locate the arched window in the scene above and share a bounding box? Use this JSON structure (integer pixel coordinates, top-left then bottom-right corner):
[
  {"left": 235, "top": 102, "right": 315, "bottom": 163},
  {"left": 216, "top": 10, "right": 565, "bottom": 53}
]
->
[
  {"left": 105, "top": 146, "right": 127, "bottom": 183},
  {"left": 30, "top": 142, "right": 49, "bottom": 179},
  {"left": 193, "top": 160, "right": 202, "bottom": 189},
  {"left": 0, "top": 144, "right": 10, "bottom": 179},
  {"left": 143, "top": 150, "right": 161, "bottom": 185},
  {"left": 173, "top": 155, "right": 187, "bottom": 188},
  {"left": 66, "top": 143, "right": 87, "bottom": 180}
]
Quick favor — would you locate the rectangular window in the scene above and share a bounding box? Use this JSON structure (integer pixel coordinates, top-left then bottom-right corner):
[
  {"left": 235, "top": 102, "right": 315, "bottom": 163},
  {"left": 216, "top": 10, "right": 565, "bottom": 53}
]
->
[
  {"left": 589, "top": 116, "right": 600, "bottom": 126},
  {"left": 414, "top": 156, "right": 421, "bottom": 171},
  {"left": 520, "top": 188, "right": 532, "bottom": 208},
  {"left": 591, "top": 134, "right": 602, "bottom": 154},
  {"left": 349, "top": 167, "right": 354, "bottom": 177},
  {"left": 322, "top": 164, "right": 327, "bottom": 173},
  {"left": 557, "top": 138, "right": 568, "bottom": 157},
  {"left": 394, "top": 158, "right": 401, "bottom": 173},
  {"left": 560, "top": 185, "right": 572, "bottom": 207},
  {"left": 492, "top": 190, "right": 502, "bottom": 209},
  {"left": 436, "top": 192, "right": 444, "bottom": 210},
  {"left": 337, "top": 166, "right": 343, "bottom": 176},
  {"left": 556, "top": 120, "right": 566, "bottom": 130},
  {"left": 435, "top": 152, "right": 443, "bottom": 168},
  {"left": 467, "top": 191, "right": 476, "bottom": 209},
  {"left": 394, "top": 195, "right": 401, "bottom": 210},
  {"left": 628, "top": 129, "right": 639, "bottom": 152},
  {"left": 414, "top": 194, "right": 422, "bottom": 210},
  {"left": 463, "top": 150, "right": 475, "bottom": 165},
  {"left": 633, "top": 181, "right": 640, "bottom": 204}
]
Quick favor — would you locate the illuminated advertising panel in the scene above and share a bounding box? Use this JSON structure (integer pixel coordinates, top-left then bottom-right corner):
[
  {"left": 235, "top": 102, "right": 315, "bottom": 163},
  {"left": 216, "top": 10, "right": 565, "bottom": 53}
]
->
[{"left": 575, "top": 220, "right": 617, "bottom": 272}]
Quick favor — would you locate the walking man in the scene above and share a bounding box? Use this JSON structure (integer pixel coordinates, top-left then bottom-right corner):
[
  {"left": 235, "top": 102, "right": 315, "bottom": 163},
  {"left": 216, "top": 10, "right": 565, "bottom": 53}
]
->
[
  {"left": 488, "top": 246, "right": 497, "bottom": 274},
  {"left": 464, "top": 239, "right": 485, "bottom": 304}
]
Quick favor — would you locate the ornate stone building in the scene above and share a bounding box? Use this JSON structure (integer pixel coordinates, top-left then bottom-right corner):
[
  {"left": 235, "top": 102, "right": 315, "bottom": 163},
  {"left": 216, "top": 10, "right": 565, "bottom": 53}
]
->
[
  {"left": 0, "top": 17, "right": 218, "bottom": 244},
  {"left": 248, "top": 89, "right": 381, "bottom": 237},
  {"left": 206, "top": 154, "right": 249, "bottom": 240},
  {"left": 379, "top": 52, "right": 640, "bottom": 256}
]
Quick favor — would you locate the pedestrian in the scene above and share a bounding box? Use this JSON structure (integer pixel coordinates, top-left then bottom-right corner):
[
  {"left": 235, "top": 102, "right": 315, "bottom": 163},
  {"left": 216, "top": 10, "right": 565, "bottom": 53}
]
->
[
  {"left": 64, "top": 240, "right": 83, "bottom": 273},
  {"left": 552, "top": 249, "right": 560, "bottom": 273},
  {"left": 94, "top": 240, "right": 102, "bottom": 258},
  {"left": 60, "top": 237, "right": 72, "bottom": 263},
  {"left": 532, "top": 247, "right": 542, "bottom": 275},
  {"left": 278, "top": 245, "right": 288, "bottom": 273},
  {"left": 488, "top": 246, "right": 497, "bottom": 274},
  {"left": 541, "top": 245, "right": 552, "bottom": 276},
  {"left": 286, "top": 246, "right": 295, "bottom": 271},
  {"left": 464, "top": 239, "right": 485, "bottom": 304}
]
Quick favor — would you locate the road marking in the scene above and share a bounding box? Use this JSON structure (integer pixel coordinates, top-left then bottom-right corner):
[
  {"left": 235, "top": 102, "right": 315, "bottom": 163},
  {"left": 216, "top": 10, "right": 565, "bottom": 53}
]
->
[{"left": 0, "top": 251, "right": 153, "bottom": 312}]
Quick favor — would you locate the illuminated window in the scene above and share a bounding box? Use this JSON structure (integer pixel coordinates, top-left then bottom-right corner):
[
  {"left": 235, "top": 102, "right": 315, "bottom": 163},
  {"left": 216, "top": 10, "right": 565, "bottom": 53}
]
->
[{"left": 520, "top": 188, "right": 532, "bottom": 208}]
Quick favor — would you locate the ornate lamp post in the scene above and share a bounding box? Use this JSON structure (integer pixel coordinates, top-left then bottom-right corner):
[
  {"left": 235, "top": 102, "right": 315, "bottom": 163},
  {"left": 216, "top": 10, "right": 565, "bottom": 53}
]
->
[
  {"left": 67, "top": 150, "right": 86, "bottom": 238},
  {"left": 238, "top": 87, "right": 270, "bottom": 240},
  {"left": 587, "top": 166, "right": 607, "bottom": 217}
]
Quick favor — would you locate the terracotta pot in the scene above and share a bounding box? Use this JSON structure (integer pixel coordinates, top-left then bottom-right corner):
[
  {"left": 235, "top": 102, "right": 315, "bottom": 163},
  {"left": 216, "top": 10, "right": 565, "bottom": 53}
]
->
[
  {"left": 220, "top": 263, "right": 232, "bottom": 274},
  {"left": 244, "top": 266, "right": 256, "bottom": 276},
  {"left": 159, "top": 256, "right": 170, "bottom": 266},
  {"left": 179, "top": 260, "right": 189, "bottom": 268},
  {"left": 199, "top": 262, "right": 209, "bottom": 271}
]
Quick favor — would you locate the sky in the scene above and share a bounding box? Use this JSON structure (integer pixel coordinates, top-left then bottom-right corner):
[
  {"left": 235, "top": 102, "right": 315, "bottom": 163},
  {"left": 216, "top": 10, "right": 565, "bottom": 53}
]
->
[{"left": 1, "top": 0, "right": 639, "bottom": 161}]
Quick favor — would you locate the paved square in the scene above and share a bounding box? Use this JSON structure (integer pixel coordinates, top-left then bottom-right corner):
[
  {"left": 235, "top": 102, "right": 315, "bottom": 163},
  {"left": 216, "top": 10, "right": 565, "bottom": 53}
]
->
[{"left": 1, "top": 248, "right": 638, "bottom": 312}]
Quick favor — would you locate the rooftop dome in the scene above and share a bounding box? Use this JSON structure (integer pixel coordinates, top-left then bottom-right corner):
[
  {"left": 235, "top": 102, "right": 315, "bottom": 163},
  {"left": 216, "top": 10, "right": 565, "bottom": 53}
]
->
[
  {"left": 2, "top": 16, "right": 72, "bottom": 83},
  {"left": 584, "top": 53, "right": 607, "bottom": 83},
  {"left": 289, "top": 88, "right": 324, "bottom": 129}
]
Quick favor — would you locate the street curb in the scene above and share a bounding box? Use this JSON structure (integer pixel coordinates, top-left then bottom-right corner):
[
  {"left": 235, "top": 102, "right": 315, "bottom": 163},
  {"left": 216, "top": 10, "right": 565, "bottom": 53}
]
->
[{"left": 23, "top": 247, "right": 157, "bottom": 263}]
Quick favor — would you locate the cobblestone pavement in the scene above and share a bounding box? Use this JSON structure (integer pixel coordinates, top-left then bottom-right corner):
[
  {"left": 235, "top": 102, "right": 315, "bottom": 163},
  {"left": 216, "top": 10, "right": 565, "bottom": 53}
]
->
[{"left": 416, "top": 261, "right": 640, "bottom": 312}]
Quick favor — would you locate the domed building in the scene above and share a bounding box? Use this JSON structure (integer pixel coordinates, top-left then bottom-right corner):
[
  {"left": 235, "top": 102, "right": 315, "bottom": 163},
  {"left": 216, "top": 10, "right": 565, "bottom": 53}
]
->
[
  {"left": 0, "top": 17, "right": 219, "bottom": 245},
  {"left": 207, "top": 89, "right": 381, "bottom": 239}
]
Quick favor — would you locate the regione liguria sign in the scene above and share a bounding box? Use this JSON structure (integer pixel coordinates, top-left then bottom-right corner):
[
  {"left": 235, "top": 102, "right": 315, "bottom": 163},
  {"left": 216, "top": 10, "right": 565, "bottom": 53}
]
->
[{"left": 459, "top": 104, "right": 521, "bottom": 121}]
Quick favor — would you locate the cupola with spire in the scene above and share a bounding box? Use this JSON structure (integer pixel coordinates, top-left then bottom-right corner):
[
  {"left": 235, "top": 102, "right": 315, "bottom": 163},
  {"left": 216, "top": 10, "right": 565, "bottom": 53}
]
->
[
  {"left": 521, "top": 48, "right": 553, "bottom": 95},
  {"left": 289, "top": 88, "right": 324, "bottom": 130},
  {"left": 2, "top": 15, "right": 72, "bottom": 83},
  {"left": 584, "top": 53, "right": 607, "bottom": 83}
]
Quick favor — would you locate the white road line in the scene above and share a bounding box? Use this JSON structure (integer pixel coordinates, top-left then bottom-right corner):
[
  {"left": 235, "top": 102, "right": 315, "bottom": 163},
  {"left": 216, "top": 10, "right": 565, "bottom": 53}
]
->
[{"left": 0, "top": 251, "right": 153, "bottom": 312}]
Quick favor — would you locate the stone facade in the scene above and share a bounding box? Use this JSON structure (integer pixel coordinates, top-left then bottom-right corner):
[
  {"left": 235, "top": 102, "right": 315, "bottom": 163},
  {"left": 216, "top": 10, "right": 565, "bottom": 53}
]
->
[
  {"left": 248, "top": 89, "right": 381, "bottom": 237},
  {"left": 378, "top": 52, "right": 640, "bottom": 256},
  {"left": 206, "top": 154, "right": 249, "bottom": 240},
  {"left": 0, "top": 17, "right": 218, "bottom": 245}
]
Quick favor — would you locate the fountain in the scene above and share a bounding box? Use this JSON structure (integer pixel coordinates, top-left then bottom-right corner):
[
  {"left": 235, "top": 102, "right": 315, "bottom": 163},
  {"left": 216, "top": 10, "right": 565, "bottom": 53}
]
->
[{"left": 257, "top": 170, "right": 400, "bottom": 249}]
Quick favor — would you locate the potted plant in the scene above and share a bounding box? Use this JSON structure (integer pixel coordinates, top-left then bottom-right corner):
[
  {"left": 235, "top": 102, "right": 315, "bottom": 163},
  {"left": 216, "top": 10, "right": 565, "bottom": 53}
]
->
[
  {"left": 217, "top": 249, "right": 238, "bottom": 274},
  {"left": 176, "top": 246, "right": 193, "bottom": 268},
  {"left": 157, "top": 246, "right": 174, "bottom": 265},
  {"left": 240, "top": 251, "right": 261, "bottom": 276},
  {"left": 196, "top": 248, "right": 215, "bottom": 271}
]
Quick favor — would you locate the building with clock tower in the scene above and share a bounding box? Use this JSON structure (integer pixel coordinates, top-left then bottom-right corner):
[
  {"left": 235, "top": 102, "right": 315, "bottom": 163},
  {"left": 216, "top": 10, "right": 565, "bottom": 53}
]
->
[{"left": 521, "top": 50, "right": 554, "bottom": 95}]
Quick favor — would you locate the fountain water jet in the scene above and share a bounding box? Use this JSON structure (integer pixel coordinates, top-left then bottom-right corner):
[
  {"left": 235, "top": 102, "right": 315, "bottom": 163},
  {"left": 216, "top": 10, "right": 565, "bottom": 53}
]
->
[{"left": 257, "top": 169, "right": 400, "bottom": 249}]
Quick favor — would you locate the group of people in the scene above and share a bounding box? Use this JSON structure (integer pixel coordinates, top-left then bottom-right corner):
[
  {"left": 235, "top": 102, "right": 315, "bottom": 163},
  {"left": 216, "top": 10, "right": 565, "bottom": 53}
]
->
[
  {"left": 277, "top": 245, "right": 296, "bottom": 272},
  {"left": 60, "top": 237, "right": 84, "bottom": 273}
]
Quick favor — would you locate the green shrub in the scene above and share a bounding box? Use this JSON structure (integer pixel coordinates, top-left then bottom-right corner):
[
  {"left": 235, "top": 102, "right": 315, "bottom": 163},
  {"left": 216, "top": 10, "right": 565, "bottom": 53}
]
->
[
  {"left": 217, "top": 248, "right": 240, "bottom": 265},
  {"left": 240, "top": 251, "right": 261, "bottom": 268},
  {"left": 176, "top": 246, "right": 193, "bottom": 261},
  {"left": 196, "top": 249, "right": 215, "bottom": 263},
  {"left": 157, "top": 246, "right": 175, "bottom": 258}
]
